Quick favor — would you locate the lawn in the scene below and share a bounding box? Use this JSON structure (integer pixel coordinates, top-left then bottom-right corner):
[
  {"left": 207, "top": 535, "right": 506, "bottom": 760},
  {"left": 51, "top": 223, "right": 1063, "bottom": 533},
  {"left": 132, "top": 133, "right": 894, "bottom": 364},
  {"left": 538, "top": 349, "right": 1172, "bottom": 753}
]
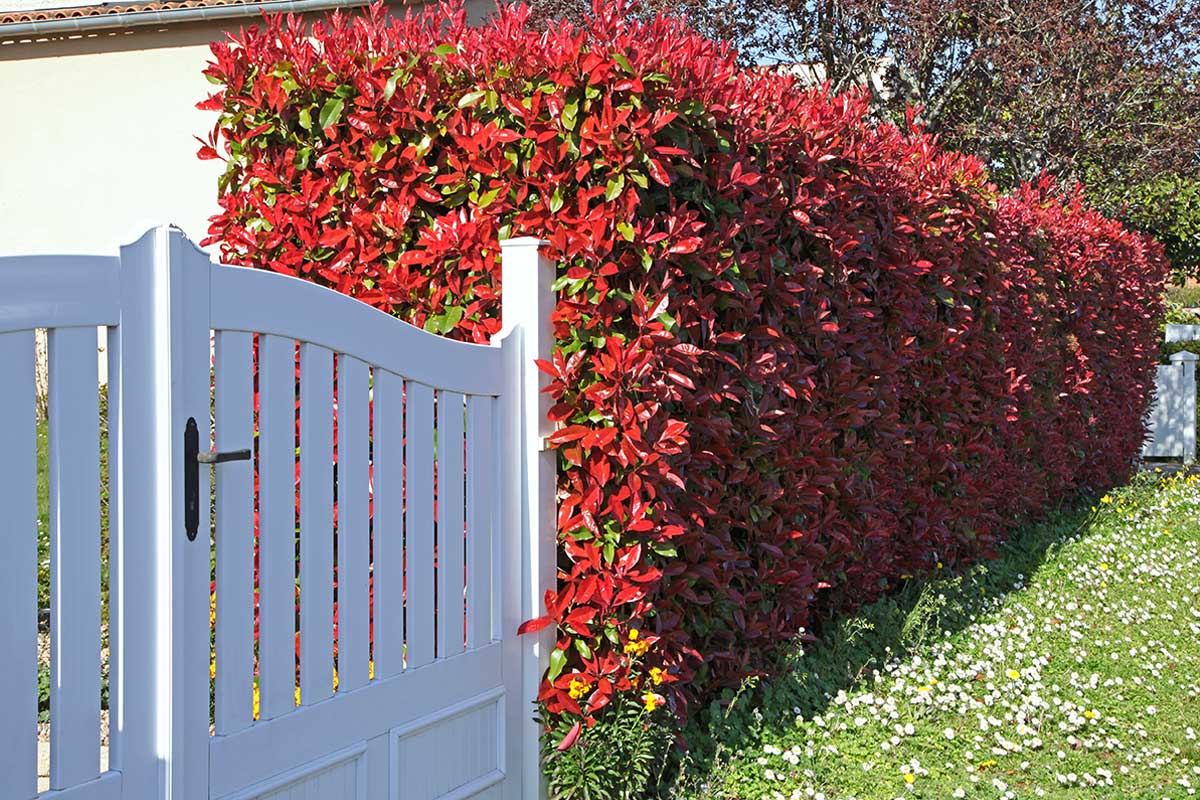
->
[{"left": 670, "top": 472, "right": 1200, "bottom": 799}]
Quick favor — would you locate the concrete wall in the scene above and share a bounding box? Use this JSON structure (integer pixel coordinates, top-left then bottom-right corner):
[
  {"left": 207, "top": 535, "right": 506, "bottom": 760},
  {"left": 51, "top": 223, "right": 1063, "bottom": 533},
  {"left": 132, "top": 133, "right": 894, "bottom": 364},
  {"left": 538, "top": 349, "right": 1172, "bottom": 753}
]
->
[{"left": 0, "top": 1, "right": 492, "bottom": 257}]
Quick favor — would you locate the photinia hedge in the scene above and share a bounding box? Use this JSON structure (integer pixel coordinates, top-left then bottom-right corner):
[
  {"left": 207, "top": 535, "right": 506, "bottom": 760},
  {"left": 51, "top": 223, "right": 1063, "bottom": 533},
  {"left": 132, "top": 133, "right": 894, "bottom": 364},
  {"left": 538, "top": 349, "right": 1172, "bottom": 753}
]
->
[{"left": 197, "top": 0, "right": 1167, "bottom": 731}]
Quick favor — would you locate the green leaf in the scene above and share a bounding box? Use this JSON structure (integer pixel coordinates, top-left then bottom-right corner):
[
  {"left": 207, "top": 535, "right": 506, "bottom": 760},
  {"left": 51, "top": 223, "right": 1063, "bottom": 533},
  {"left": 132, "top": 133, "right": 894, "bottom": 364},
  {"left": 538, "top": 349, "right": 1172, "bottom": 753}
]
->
[
  {"left": 334, "top": 171, "right": 351, "bottom": 193},
  {"left": 433, "top": 43, "right": 458, "bottom": 57},
  {"left": 574, "top": 639, "right": 593, "bottom": 660},
  {"left": 294, "top": 147, "right": 311, "bottom": 171},
  {"left": 617, "top": 222, "right": 636, "bottom": 241},
  {"left": 371, "top": 141, "right": 387, "bottom": 163},
  {"left": 439, "top": 305, "right": 465, "bottom": 333},
  {"left": 605, "top": 174, "right": 625, "bottom": 201},
  {"left": 603, "top": 541, "right": 615, "bottom": 564},
  {"left": 549, "top": 188, "right": 564, "bottom": 213},
  {"left": 297, "top": 107, "right": 312, "bottom": 131},
  {"left": 477, "top": 187, "right": 501, "bottom": 208},
  {"left": 458, "top": 90, "right": 487, "bottom": 109},
  {"left": 548, "top": 648, "right": 568, "bottom": 682},
  {"left": 383, "top": 69, "right": 403, "bottom": 101},
  {"left": 612, "top": 52, "right": 632, "bottom": 72},
  {"left": 318, "top": 98, "right": 344, "bottom": 131}
]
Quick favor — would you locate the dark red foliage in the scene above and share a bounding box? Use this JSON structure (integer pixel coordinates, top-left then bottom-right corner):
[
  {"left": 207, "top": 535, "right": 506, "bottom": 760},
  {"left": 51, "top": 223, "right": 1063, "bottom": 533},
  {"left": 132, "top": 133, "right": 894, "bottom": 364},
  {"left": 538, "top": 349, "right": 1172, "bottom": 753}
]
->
[{"left": 198, "top": 0, "right": 1167, "bottom": 724}]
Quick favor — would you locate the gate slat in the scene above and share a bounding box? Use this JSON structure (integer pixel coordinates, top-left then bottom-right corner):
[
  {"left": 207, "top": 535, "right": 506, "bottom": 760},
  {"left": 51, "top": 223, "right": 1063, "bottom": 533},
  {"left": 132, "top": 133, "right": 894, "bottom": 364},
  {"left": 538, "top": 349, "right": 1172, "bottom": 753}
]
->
[
  {"left": 372, "top": 370, "right": 404, "bottom": 678},
  {"left": 48, "top": 327, "right": 101, "bottom": 789},
  {"left": 0, "top": 331, "right": 37, "bottom": 799},
  {"left": 215, "top": 331, "right": 255, "bottom": 733},
  {"left": 465, "top": 396, "right": 495, "bottom": 649},
  {"left": 406, "top": 383, "right": 435, "bottom": 669},
  {"left": 299, "top": 343, "right": 334, "bottom": 706},
  {"left": 437, "top": 391, "right": 466, "bottom": 658},
  {"left": 336, "top": 356, "right": 369, "bottom": 692},
  {"left": 258, "top": 334, "right": 297, "bottom": 720}
]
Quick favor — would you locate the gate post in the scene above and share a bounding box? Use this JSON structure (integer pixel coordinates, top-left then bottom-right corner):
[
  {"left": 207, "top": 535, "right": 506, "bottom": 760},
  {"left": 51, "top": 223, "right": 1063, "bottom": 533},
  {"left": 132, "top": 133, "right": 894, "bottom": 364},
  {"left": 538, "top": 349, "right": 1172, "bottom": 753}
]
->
[
  {"left": 1170, "top": 350, "right": 1198, "bottom": 463},
  {"left": 500, "top": 237, "right": 556, "bottom": 799},
  {"left": 118, "top": 226, "right": 213, "bottom": 800}
]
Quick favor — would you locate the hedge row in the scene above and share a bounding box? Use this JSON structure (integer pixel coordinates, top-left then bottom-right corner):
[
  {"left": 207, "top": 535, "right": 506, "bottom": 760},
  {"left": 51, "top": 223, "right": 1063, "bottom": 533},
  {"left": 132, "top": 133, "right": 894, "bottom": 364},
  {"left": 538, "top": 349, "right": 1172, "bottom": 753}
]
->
[{"left": 197, "top": 0, "right": 1167, "bottom": 728}]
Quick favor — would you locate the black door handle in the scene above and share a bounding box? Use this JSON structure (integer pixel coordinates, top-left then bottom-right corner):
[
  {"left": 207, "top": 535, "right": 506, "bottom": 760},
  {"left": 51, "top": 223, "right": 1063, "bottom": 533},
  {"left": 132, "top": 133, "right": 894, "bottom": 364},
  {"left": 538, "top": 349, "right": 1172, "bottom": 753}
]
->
[{"left": 184, "top": 417, "right": 252, "bottom": 541}]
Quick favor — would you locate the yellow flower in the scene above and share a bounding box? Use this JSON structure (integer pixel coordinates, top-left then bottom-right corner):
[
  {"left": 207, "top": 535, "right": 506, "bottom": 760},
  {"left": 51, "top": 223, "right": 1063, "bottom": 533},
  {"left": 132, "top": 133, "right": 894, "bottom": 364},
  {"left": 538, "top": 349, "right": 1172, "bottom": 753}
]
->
[
  {"left": 903, "top": 773, "right": 916, "bottom": 784},
  {"left": 1099, "top": 563, "right": 1109, "bottom": 571},
  {"left": 980, "top": 759, "right": 997, "bottom": 768},
  {"left": 628, "top": 628, "right": 640, "bottom": 641},
  {"left": 936, "top": 562, "right": 944, "bottom": 570},
  {"left": 624, "top": 629, "right": 650, "bottom": 656},
  {"left": 649, "top": 667, "right": 666, "bottom": 685},
  {"left": 209, "top": 659, "right": 216, "bottom": 681},
  {"left": 253, "top": 684, "right": 260, "bottom": 720},
  {"left": 568, "top": 677, "right": 593, "bottom": 700},
  {"left": 369, "top": 660, "right": 375, "bottom": 680},
  {"left": 1006, "top": 669, "right": 1021, "bottom": 680},
  {"left": 1101, "top": 495, "right": 1113, "bottom": 504},
  {"left": 642, "top": 691, "right": 663, "bottom": 712},
  {"left": 900, "top": 574, "right": 913, "bottom": 580},
  {"left": 1084, "top": 710, "right": 1096, "bottom": 719}
]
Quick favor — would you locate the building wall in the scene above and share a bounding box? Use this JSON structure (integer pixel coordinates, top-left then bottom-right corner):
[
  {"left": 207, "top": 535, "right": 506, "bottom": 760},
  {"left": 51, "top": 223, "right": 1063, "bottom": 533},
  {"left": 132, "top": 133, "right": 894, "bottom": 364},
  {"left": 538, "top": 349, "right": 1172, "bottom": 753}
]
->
[{"left": 0, "top": 1, "right": 492, "bottom": 257}]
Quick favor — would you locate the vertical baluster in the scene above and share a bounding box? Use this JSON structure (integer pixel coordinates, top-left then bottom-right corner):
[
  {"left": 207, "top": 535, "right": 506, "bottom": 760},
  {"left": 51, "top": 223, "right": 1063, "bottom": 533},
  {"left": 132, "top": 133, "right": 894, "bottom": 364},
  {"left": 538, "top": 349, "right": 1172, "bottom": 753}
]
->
[
  {"left": 406, "top": 383, "right": 435, "bottom": 669},
  {"left": 336, "top": 356, "right": 369, "bottom": 692},
  {"left": 214, "top": 331, "right": 255, "bottom": 732},
  {"left": 299, "top": 344, "right": 334, "bottom": 705},
  {"left": 372, "top": 370, "right": 404, "bottom": 678},
  {"left": 437, "top": 391, "right": 466, "bottom": 658},
  {"left": 0, "top": 331, "right": 37, "bottom": 799},
  {"left": 48, "top": 327, "right": 101, "bottom": 789},
  {"left": 257, "top": 335, "right": 295, "bottom": 720},
  {"left": 465, "top": 396, "right": 495, "bottom": 649}
]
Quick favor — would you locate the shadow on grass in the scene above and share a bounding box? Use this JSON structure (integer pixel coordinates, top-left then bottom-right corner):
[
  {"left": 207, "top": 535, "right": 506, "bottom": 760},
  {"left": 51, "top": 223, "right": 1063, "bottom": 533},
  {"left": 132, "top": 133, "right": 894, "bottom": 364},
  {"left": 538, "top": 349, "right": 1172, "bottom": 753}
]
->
[{"left": 657, "top": 499, "right": 1100, "bottom": 797}]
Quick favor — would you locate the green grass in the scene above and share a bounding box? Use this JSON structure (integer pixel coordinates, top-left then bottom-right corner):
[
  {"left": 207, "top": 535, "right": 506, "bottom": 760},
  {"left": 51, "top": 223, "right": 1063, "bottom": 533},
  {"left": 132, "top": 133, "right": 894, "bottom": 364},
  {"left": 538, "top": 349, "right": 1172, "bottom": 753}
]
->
[{"left": 668, "top": 473, "right": 1200, "bottom": 799}]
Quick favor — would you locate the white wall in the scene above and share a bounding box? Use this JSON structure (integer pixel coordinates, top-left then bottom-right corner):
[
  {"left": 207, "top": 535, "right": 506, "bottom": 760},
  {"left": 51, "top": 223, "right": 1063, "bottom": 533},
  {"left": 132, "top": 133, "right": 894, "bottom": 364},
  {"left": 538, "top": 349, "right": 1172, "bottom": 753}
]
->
[
  {"left": 1, "top": 23, "right": 230, "bottom": 254},
  {"left": 0, "top": 1, "right": 493, "bottom": 257}
]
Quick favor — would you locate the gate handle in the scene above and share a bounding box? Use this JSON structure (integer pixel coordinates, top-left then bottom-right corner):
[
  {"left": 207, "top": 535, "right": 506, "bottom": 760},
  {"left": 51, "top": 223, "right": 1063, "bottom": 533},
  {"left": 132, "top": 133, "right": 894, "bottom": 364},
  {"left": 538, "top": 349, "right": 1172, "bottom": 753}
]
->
[{"left": 184, "top": 417, "right": 251, "bottom": 541}]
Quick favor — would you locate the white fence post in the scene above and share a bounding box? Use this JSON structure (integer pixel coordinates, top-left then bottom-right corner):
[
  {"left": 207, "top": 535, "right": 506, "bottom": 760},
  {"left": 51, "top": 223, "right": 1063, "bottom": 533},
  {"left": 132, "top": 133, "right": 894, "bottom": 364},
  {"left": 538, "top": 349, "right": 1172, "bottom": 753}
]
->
[
  {"left": 117, "top": 226, "right": 213, "bottom": 800},
  {"left": 500, "top": 237, "right": 556, "bottom": 799},
  {"left": 1171, "top": 351, "right": 1198, "bottom": 463},
  {"left": 116, "top": 227, "right": 179, "bottom": 799}
]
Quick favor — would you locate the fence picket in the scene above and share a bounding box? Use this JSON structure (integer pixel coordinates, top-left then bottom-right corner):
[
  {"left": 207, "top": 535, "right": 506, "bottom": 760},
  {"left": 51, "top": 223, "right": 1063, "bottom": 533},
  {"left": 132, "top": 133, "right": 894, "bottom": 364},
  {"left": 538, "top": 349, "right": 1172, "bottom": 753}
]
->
[
  {"left": 47, "top": 326, "right": 102, "bottom": 789},
  {"left": 465, "top": 396, "right": 495, "bottom": 649},
  {"left": 0, "top": 331, "right": 37, "bottom": 799},
  {"left": 336, "top": 356, "right": 370, "bottom": 692},
  {"left": 214, "top": 331, "right": 255, "bottom": 733},
  {"left": 406, "top": 382, "right": 435, "bottom": 669},
  {"left": 438, "top": 391, "right": 467, "bottom": 658},
  {"left": 258, "top": 334, "right": 297, "bottom": 720},
  {"left": 299, "top": 343, "right": 335, "bottom": 705},
  {"left": 372, "top": 370, "right": 405, "bottom": 678}
]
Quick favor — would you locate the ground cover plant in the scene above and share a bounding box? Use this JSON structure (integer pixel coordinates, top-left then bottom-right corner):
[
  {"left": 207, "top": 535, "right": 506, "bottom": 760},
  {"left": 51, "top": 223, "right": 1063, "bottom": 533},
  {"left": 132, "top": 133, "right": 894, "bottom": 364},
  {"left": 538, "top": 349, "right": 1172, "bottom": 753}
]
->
[
  {"left": 197, "top": 0, "right": 1168, "bottom": 774},
  {"left": 670, "top": 471, "right": 1200, "bottom": 799}
]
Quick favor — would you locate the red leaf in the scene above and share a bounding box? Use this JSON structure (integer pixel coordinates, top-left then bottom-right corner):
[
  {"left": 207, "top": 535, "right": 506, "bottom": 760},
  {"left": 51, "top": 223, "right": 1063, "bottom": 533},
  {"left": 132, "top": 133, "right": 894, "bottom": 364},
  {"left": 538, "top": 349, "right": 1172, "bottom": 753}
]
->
[{"left": 517, "top": 616, "right": 554, "bottom": 636}]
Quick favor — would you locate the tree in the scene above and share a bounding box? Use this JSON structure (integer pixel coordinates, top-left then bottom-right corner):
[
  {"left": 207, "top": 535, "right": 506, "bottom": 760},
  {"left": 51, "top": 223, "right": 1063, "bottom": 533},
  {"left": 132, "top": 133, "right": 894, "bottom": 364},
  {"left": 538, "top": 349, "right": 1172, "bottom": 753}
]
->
[{"left": 531, "top": 0, "right": 1200, "bottom": 271}]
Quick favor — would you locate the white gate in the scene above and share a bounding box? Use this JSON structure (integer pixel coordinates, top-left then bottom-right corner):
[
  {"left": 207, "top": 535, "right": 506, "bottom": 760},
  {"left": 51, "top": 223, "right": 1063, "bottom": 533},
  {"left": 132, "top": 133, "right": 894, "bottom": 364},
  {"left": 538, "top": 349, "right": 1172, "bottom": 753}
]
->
[
  {"left": 1143, "top": 350, "right": 1199, "bottom": 462},
  {"left": 0, "top": 227, "right": 556, "bottom": 800}
]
